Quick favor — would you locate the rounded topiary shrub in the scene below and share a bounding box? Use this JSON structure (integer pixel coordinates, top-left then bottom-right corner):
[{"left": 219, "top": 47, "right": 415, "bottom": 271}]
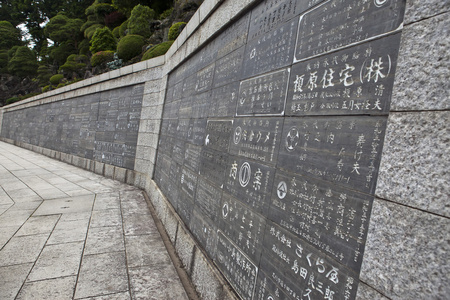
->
[
  {"left": 112, "top": 26, "right": 120, "bottom": 39},
  {"left": 141, "top": 41, "right": 173, "bottom": 61},
  {"left": 119, "top": 20, "right": 128, "bottom": 37},
  {"left": 168, "top": 22, "right": 186, "bottom": 41},
  {"left": 49, "top": 74, "right": 64, "bottom": 85},
  {"left": 90, "top": 50, "right": 115, "bottom": 67},
  {"left": 84, "top": 23, "right": 104, "bottom": 40},
  {"left": 116, "top": 34, "right": 145, "bottom": 61},
  {"left": 127, "top": 4, "right": 156, "bottom": 38},
  {"left": 89, "top": 26, "right": 116, "bottom": 54}
]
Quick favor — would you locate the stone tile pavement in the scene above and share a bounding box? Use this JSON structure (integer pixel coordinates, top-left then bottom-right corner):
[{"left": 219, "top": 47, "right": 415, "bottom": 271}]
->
[{"left": 0, "top": 142, "right": 190, "bottom": 300}]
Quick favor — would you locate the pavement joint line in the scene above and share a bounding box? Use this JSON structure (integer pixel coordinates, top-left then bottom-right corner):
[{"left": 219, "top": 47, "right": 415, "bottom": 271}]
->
[{"left": 118, "top": 191, "right": 133, "bottom": 299}]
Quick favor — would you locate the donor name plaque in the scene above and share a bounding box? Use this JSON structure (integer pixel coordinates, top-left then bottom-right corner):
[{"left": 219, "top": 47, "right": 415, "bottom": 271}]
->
[{"left": 153, "top": 0, "right": 406, "bottom": 299}]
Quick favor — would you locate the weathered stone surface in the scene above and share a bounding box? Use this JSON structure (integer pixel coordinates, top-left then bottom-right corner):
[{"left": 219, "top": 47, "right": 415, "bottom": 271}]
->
[
  {"left": 17, "top": 276, "right": 77, "bottom": 300},
  {"left": 391, "top": 13, "right": 450, "bottom": 111},
  {"left": 376, "top": 111, "right": 449, "bottom": 216},
  {"left": 356, "top": 282, "right": 391, "bottom": 300},
  {"left": 404, "top": 0, "right": 450, "bottom": 24},
  {"left": 191, "top": 248, "right": 223, "bottom": 300},
  {"left": 360, "top": 198, "right": 450, "bottom": 299}
]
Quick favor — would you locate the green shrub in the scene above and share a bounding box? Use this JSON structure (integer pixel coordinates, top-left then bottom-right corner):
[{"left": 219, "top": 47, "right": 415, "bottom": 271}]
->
[
  {"left": 37, "top": 65, "right": 52, "bottom": 85},
  {"left": 117, "top": 34, "right": 145, "bottom": 61},
  {"left": 5, "top": 97, "right": 20, "bottom": 105},
  {"left": 84, "top": 23, "right": 104, "bottom": 40},
  {"left": 57, "top": 82, "right": 66, "bottom": 88},
  {"left": 50, "top": 74, "right": 64, "bottom": 85},
  {"left": 112, "top": 26, "right": 120, "bottom": 39},
  {"left": 78, "top": 39, "right": 90, "bottom": 55},
  {"left": 90, "top": 50, "right": 115, "bottom": 67},
  {"left": 127, "top": 4, "right": 156, "bottom": 38},
  {"left": 141, "top": 41, "right": 173, "bottom": 61},
  {"left": 119, "top": 20, "right": 128, "bottom": 37},
  {"left": 59, "top": 54, "right": 87, "bottom": 75},
  {"left": 168, "top": 22, "right": 186, "bottom": 41},
  {"left": 0, "top": 49, "right": 8, "bottom": 73},
  {"left": 42, "top": 85, "right": 51, "bottom": 93},
  {"left": 90, "top": 27, "right": 116, "bottom": 53},
  {"left": 7, "top": 46, "right": 38, "bottom": 77},
  {"left": 159, "top": 8, "right": 173, "bottom": 20}
]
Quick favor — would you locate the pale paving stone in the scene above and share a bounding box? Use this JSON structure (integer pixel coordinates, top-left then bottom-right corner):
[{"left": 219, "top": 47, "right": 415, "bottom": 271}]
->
[
  {"left": 89, "top": 209, "right": 122, "bottom": 227},
  {"left": 74, "top": 252, "right": 129, "bottom": 299},
  {"left": 5, "top": 188, "right": 42, "bottom": 202},
  {"left": 33, "top": 195, "right": 94, "bottom": 216},
  {"left": 16, "top": 276, "right": 77, "bottom": 300},
  {"left": 0, "top": 209, "right": 34, "bottom": 228},
  {"left": 34, "top": 188, "right": 69, "bottom": 200},
  {"left": 84, "top": 225, "right": 125, "bottom": 255},
  {"left": 47, "top": 218, "right": 90, "bottom": 245},
  {"left": 15, "top": 215, "right": 60, "bottom": 237},
  {"left": 77, "top": 291, "right": 131, "bottom": 300},
  {"left": 0, "top": 263, "right": 33, "bottom": 300},
  {"left": 0, "top": 234, "right": 49, "bottom": 266},
  {"left": 27, "top": 242, "right": 84, "bottom": 281},
  {"left": 122, "top": 213, "right": 159, "bottom": 236},
  {"left": 93, "top": 193, "right": 121, "bottom": 211},
  {"left": 125, "top": 235, "right": 171, "bottom": 268}
]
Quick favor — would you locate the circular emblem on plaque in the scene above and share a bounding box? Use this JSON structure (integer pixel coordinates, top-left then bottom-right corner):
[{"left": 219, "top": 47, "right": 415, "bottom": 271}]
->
[
  {"left": 239, "top": 162, "right": 251, "bottom": 187},
  {"left": 277, "top": 181, "right": 287, "bottom": 199},
  {"left": 234, "top": 126, "right": 242, "bottom": 144},
  {"left": 374, "top": 0, "right": 388, "bottom": 7},
  {"left": 181, "top": 174, "right": 185, "bottom": 184},
  {"left": 222, "top": 203, "right": 229, "bottom": 218},
  {"left": 285, "top": 127, "right": 299, "bottom": 152}
]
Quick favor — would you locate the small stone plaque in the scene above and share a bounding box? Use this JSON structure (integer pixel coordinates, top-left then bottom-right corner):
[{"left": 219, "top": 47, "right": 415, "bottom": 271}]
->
[
  {"left": 215, "top": 231, "right": 258, "bottom": 300},
  {"left": 269, "top": 169, "right": 373, "bottom": 272},
  {"left": 237, "top": 69, "right": 290, "bottom": 116},
  {"left": 229, "top": 117, "right": 282, "bottom": 165},
  {"left": 213, "top": 47, "right": 244, "bottom": 88},
  {"left": 294, "top": 0, "right": 405, "bottom": 62},
  {"left": 204, "top": 120, "right": 233, "bottom": 152},
  {"left": 183, "top": 143, "right": 202, "bottom": 172},
  {"left": 216, "top": 11, "right": 250, "bottom": 59},
  {"left": 242, "top": 18, "right": 298, "bottom": 79},
  {"left": 287, "top": 33, "right": 401, "bottom": 116},
  {"left": 191, "top": 91, "right": 211, "bottom": 119},
  {"left": 177, "top": 190, "right": 194, "bottom": 225},
  {"left": 219, "top": 193, "right": 266, "bottom": 264},
  {"left": 180, "top": 166, "right": 198, "bottom": 199},
  {"left": 278, "top": 116, "right": 387, "bottom": 194},
  {"left": 195, "top": 63, "right": 215, "bottom": 93},
  {"left": 199, "top": 148, "right": 228, "bottom": 188},
  {"left": 195, "top": 177, "right": 222, "bottom": 222},
  {"left": 209, "top": 82, "right": 239, "bottom": 118},
  {"left": 189, "top": 209, "right": 218, "bottom": 258},
  {"left": 187, "top": 118, "right": 207, "bottom": 146},
  {"left": 224, "top": 156, "right": 275, "bottom": 215}
]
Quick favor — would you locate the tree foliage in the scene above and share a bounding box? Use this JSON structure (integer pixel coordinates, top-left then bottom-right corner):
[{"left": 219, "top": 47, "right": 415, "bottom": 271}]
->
[
  {"left": 117, "top": 34, "right": 145, "bottom": 61},
  {"left": 127, "top": 5, "right": 155, "bottom": 38},
  {"left": 45, "top": 13, "right": 84, "bottom": 46},
  {"left": 0, "top": 21, "right": 22, "bottom": 50},
  {"left": 8, "top": 46, "right": 38, "bottom": 77},
  {"left": 90, "top": 26, "right": 116, "bottom": 54}
]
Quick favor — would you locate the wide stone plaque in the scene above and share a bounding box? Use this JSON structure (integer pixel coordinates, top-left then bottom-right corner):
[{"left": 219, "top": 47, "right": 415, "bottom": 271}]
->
[
  {"left": 269, "top": 169, "right": 373, "bottom": 272},
  {"left": 278, "top": 116, "right": 386, "bottom": 194},
  {"left": 237, "top": 68, "right": 290, "bottom": 116},
  {"left": 294, "top": 0, "right": 405, "bottom": 62},
  {"left": 229, "top": 117, "right": 282, "bottom": 165},
  {"left": 215, "top": 231, "right": 258, "bottom": 300},
  {"left": 287, "top": 33, "right": 401, "bottom": 116}
]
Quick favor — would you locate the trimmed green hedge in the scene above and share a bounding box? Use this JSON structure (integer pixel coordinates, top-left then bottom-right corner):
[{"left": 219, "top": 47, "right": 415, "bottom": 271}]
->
[
  {"left": 117, "top": 35, "right": 145, "bottom": 61},
  {"left": 141, "top": 41, "right": 173, "bottom": 61},
  {"left": 168, "top": 22, "right": 186, "bottom": 41},
  {"left": 91, "top": 50, "right": 115, "bottom": 67},
  {"left": 49, "top": 74, "right": 64, "bottom": 85}
]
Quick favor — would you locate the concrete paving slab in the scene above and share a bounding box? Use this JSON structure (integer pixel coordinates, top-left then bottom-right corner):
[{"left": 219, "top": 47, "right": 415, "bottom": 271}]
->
[
  {"left": 15, "top": 215, "right": 60, "bottom": 237},
  {"left": 16, "top": 276, "right": 77, "bottom": 300},
  {"left": 0, "top": 263, "right": 34, "bottom": 300},
  {"left": 0, "top": 225, "right": 19, "bottom": 248},
  {"left": 84, "top": 225, "right": 125, "bottom": 255},
  {"left": 125, "top": 234, "right": 171, "bottom": 268},
  {"left": 93, "top": 193, "right": 121, "bottom": 211},
  {"left": 89, "top": 209, "right": 122, "bottom": 227},
  {"left": 75, "top": 252, "right": 129, "bottom": 299},
  {"left": 34, "top": 188, "right": 69, "bottom": 200},
  {"left": 77, "top": 292, "right": 131, "bottom": 300},
  {"left": 5, "top": 188, "right": 42, "bottom": 202},
  {"left": 27, "top": 242, "right": 84, "bottom": 281},
  {"left": 0, "top": 234, "right": 49, "bottom": 266},
  {"left": 33, "top": 195, "right": 94, "bottom": 215},
  {"left": 0, "top": 209, "right": 34, "bottom": 227}
]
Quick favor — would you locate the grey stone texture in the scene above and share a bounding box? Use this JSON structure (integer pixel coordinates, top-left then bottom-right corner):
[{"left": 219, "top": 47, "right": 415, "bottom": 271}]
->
[
  {"left": 391, "top": 12, "right": 450, "bottom": 111},
  {"left": 361, "top": 198, "right": 449, "bottom": 299},
  {"left": 404, "top": 0, "right": 450, "bottom": 24},
  {"left": 376, "top": 111, "right": 449, "bottom": 216}
]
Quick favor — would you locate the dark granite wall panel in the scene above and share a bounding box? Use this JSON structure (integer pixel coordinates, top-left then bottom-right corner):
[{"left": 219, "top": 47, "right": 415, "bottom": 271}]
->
[
  {"left": 156, "top": 0, "right": 405, "bottom": 299},
  {"left": 1, "top": 84, "right": 144, "bottom": 170}
]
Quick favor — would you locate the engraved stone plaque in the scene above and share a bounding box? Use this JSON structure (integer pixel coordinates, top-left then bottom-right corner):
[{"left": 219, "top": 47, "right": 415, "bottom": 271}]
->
[
  {"left": 278, "top": 116, "right": 387, "bottom": 194},
  {"left": 237, "top": 68, "right": 290, "bottom": 116},
  {"left": 189, "top": 209, "right": 218, "bottom": 258},
  {"left": 195, "top": 177, "right": 222, "bottom": 222},
  {"left": 204, "top": 120, "right": 233, "bottom": 152},
  {"left": 209, "top": 82, "right": 239, "bottom": 118},
  {"left": 187, "top": 118, "right": 207, "bottom": 146},
  {"left": 229, "top": 117, "right": 282, "bottom": 165},
  {"left": 199, "top": 148, "right": 228, "bottom": 188},
  {"left": 213, "top": 47, "right": 244, "bottom": 88},
  {"left": 294, "top": 0, "right": 405, "bottom": 62},
  {"left": 287, "top": 33, "right": 401, "bottom": 116},
  {"left": 184, "top": 143, "right": 202, "bottom": 172}
]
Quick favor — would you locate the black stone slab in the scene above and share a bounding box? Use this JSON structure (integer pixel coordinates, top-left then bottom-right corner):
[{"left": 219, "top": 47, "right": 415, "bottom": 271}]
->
[
  {"left": 177, "top": 190, "right": 194, "bottom": 225},
  {"left": 215, "top": 231, "right": 258, "bottom": 300},
  {"left": 189, "top": 209, "right": 218, "bottom": 259},
  {"left": 237, "top": 69, "right": 290, "bottom": 116},
  {"left": 187, "top": 118, "right": 207, "bottom": 146},
  {"left": 180, "top": 166, "right": 198, "bottom": 199},
  {"left": 209, "top": 82, "right": 239, "bottom": 118},
  {"left": 287, "top": 33, "right": 401, "bottom": 116},
  {"left": 248, "top": 0, "right": 325, "bottom": 41},
  {"left": 294, "top": 0, "right": 405, "bottom": 62},
  {"left": 199, "top": 148, "right": 228, "bottom": 188},
  {"left": 194, "top": 176, "right": 222, "bottom": 222},
  {"left": 224, "top": 156, "right": 275, "bottom": 215},
  {"left": 195, "top": 63, "right": 215, "bottom": 93},
  {"left": 213, "top": 47, "right": 244, "bottom": 88},
  {"left": 191, "top": 91, "right": 211, "bottom": 119},
  {"left": 163, "top": 99, "right": 181, "bottom": 119},
  {"left": 260, "top": 222, "right": 359, "bottom": 300},
  {"left": 183, "top": 143, "right": 202, "bottom": 173},
  {"left": 278, "top": 116, "right": 386, "bottom": 194},
  {"left": 204, "top": 120, "right": 233, "bottom": 152},
  {"left": 242, "top": 18, "right": 298, "bottom": 79},
  {"left": 176, "top": 118, "right": 190, "bottom": 140},
  {"left": 229, "top": 117, "right": 282, "bottom": 165},
  {"left": 269, "top": 169, "right": 373, "bottom": 272},
  {"left": 219, "top": 192, "right": 266, "bottom": 264},
  {"left": 217, "top": 12, "right": 251, "bottom": 59},
  {"left": 172, "top": 140, "right": 185, "bottom": 165}
]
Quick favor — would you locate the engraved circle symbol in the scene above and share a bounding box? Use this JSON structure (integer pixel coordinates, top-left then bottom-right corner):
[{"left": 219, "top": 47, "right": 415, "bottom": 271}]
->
[
  {"left": 239, "top": 162, "right": 251, "bottom": 187},
  {"left": 374, "top": 0, "right": 388, "bottom": 7},
  {"left": 285, "top": 127, "right": 300, "bottom": 152},
  {"left": 222, "top": 203, "right": 229, "bottom": 218},
  {"left": 277, "top": 181, "right": 287, "bottom": 199},
  {"left": 234, "top": 126, "right": 242, "bottom": 144}
]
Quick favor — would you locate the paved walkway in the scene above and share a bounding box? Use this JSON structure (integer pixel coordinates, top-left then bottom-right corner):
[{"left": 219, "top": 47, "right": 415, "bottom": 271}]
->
[{"left": 0, "top": 142, "right": 189, "bottom": 300}]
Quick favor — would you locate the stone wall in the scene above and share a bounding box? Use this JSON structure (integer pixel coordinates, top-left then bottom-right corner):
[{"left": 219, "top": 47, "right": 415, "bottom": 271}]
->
[{"left": 0, "top": 0, "right": 448, "bottom": 299}]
